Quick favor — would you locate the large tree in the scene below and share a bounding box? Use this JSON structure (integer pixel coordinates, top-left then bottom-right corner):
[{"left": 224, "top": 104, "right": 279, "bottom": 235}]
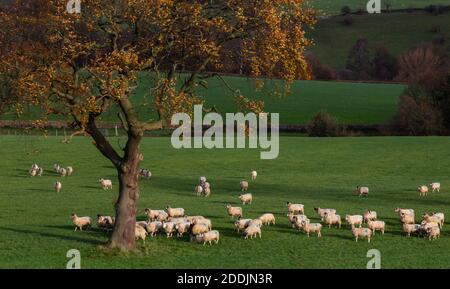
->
[{"left": 0, "top": 0, "right": 315, "bottom": 251}]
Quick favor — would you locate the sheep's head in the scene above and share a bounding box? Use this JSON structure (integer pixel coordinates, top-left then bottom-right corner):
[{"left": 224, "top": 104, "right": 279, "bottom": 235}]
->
[{"left": 226, "top": 204, "right": 231, "bottom": 209}]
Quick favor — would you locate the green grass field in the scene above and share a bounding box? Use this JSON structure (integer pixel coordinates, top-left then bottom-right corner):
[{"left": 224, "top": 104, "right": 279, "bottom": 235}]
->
[
  {"left": 308, "top": 12, "right": 450, "bottom": 68},
  {"left": 0, "top": 135, "right": 449, "bottom": 268}
]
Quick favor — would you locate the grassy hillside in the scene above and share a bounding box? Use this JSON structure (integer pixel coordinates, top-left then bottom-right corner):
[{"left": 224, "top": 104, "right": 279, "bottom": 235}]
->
[
  {"left": 308, "top": 12, "right": 450, "bottom": 68},
  {"left": 0, "top": 136, "right": 449, "bottom": 268}
]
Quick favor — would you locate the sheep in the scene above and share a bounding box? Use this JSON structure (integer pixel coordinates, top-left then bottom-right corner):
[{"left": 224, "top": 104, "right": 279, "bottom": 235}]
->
[
  {"left": 239, "top": 193, "right": 252, "bottom": 205},
  {"left": 144, "top": 208, "right": 166, "bottom": 222},
  {"left": 428, "top": 212, "right": 444, "bottom": 228},
  {"left": 345, "top": 215, "right": 363, "bottom": 228},
  {"left": 175, "top": 221, "right": 192, "bottom": 237},
  {"left": 203, "top": 182, "right": 211, "bottom": 190},
  {"left": 203, "top": 187, "right": 211, "bottom": 197},
  {"left": 139, "top": 169, "right": 152, "bottom": 180},
  {"left": 286, "top": 202, "right": 304, "bottom": 214},
  {"left": 300, "top": 220, "right": 322, "bottom": 238},
  {"left": 356, "top": 186, "right": 369, "bottom": 197},
  {"left": 421, "top": 220, "right": 439, "bottom": 232},
  {"left": 169, "top": 217, "right": 188, "bottom": 224},
  {"left": 249, "top": 218, "right": 263, "bottom": 228},
  {"left": 70, "top": 214, "right": 91, "bottom": 231},
  {"left": 395, "top": 208, "right": 415, "bottom": 221},
  {"left": 53, "top": 163, "right": 61, "bottom": 172},
  {"left": 291, "top": 214, "right": 310, "bottom": 230},
  {"left": 193, "top": 218, "right": 212, "bottom": 230},
  {"left": 199, "top": 176, "right": 207, "bottom": 185},
  {"left": 402, "top": 224, "right": 421, "bottom": 236},
  {"left": 400, "top": 212, "right": 415, "bottom": 224},
  {"left": 29, "top": 168, "right": 37, "bottom": 177},
  {"left": 136, "top": 221, "right": 148, "bottom": 228},
  {"left": 367, "top": 220, "right": 385, "bottom": 235},
  {"left": 146, "top": 221, "right": 163, "bottom": 237},
  {"left": 186, "top": 215, "right": 205, "bottom": 225},
  {"left": 163, "top": 221, "right": 176, "bottom": 238},
  {"left": 97, "top": 215, "right": 114, "bottom": 230},
  {"left": 363, "top": 209, "right": 377, "bottom": 223},
  {"left": 195, "top": 185, "right": 203, "bottom": 196},
  {"left": 156, "top": 211, "right": 169, "bottom": 222},
  {"left": 37, "top": 167, "right": 43, "bottom": 176},
  {"left": 31, "top": 163, "right": 39, "bottom": 171},
  {"left": 66, "top": 166, "right": 73, "bottom": 176},
  {"left": 54, "top": 181, "right": 62, "bottom": 193},
  {"left": 418, "top": 185, "right": 428, "bottom": 196},
  {"left": 135, "top": 224, "right": 148, "bottom": 242},
  {"left": 429, "top": 182, "right": 440, "bottom": 193},
  {"left": 199, "top": 230, "right": 220, "bottom": 245},
  {"left": 314, "top": 207, "right": 337, "bottom": 221},
  {"left": 426, "top": 226, "right": 440, "bottom": 241},
  {"left": 244, "top": 225, "right": 261, "bottom": 239},
  {"left": 422, "top": 214, "right": 442, "bottom": 229},
  {"left": 352, "top": 227, "right": 372, "bottom": 242},
  {"left": 99, "top": 178, "right": 113, "bottom": 190},
  {"left": 323, "top": 212, "right": 341, "bottom": 229},
  {"left": 191, "top": 223, "right": 209, "bottom": 235},
  {"left": 234, "top": 218, "right": 252, "bottom": 232},
  {"left": 166, "top": 206, "right": 185, "bottom": 218},
  {"left": 240, "top": 180, "right": 249, "bottom": 191},
  {"left": 226, "top": 205, "right": 243, "bottom": 219},
  {"left": 259, "top": 213, "right": 275, "bottom": 226},
  {"left": 251, "top": 170, "right": 257, "bottom": 180},
  {"left": 190, "top": 233, "right": 204, "bottom": 244},
  {"left": 58, "top": 167, "right": 67, "bottom": 177}
]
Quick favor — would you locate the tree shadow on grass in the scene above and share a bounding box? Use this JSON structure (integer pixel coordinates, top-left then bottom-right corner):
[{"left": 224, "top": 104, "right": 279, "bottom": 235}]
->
[{"left": 0, "top": 226, "right": 105, "bottom": 245}]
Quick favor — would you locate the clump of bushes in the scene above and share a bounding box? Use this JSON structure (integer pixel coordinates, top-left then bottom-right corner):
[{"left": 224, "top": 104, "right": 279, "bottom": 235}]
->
[
  {"left": 305, "top": 52, "right": 337, "bottom": 80},
  {"left": 307, "top": 110, "right": 340, "bottom": 137}
]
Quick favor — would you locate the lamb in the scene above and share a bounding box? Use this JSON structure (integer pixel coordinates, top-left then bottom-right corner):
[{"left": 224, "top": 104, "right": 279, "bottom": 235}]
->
[
  {"left": 356, "top": 186, "right": 369, "bottom": 197},
  {"left": 400, "top": 212, "right": 415, "bottom": 224},
  {"left": 395, "top": 208, "right": 415, "bottom": 222},
  {"left": 135, "top": 224, "right": 148, "bottom": 242},
  {"left": 144, "top": 208, "right": 166, "bottom": 222},
  {"left": 70, "top": 214, "right": 91, "bottom": 231},
  {"left": 175, "top": 221, "right": 192, "bottom": 237},
  {"left": 163, "top": 221, "right": 176, "bottom": 238},
  {"left": 195, "top": 185, "right": 203, "bottom": 196},
  {"left": 422, "top": 214, "right": 442, "bottom": 229},
  {"left": 426, "top": 226, "right": 440, "bottom": 241},
  {"left": 363, "top": 209, "right": 377, "bottom": 223},
  {"left": 139, "top": 169, "right": 152, "bottom": 180},
  {"left": 97, "top": 215, "right": 114, "bottom": 230},
  {"left": 99, "top": 178, "right": 113, "bottom": 190},
  {"left": 251, "top": 170, "right": 257, "bottom": 181},
  {"left": 402, "top": 224, "right": 421, "bottom": 236},
  {"left": 234, "top": 218, "right": 252, "bottom": 232},
  {"left": 259, "top": 213, "right": 276, "bottom": 226},
  {"left": 421, "top": 220, "right": 439, "bottom": 231},
  {"left": 199, "top": 176, "right": 207, "bottom": 185},
  {"left": 352, "top": 227, "right": 372, "bottom": 242},
  {"left": 58, "top": 167, "right": 67, "bottom": 177},
  {"left": 146, "top": 221, "right": 163, "bottom": 236},
  {"left": 429, "top": 182, "right": 440, "bottom": 193},
  {"left": 66, "top": 166, "right": 73, "bottom": 176},
  {"left": 291, "top": 215, "right": 310, "bottom": 230},
  {"left": 53, "top": 163, "right": 61, "bottom": 172},
  {"left": 418, "top": 185, "right": 428, "bottom": 196},
  {"left": 226, "top": 205, "right": 243, "bottom": 219},
  {"left": 239, "top": 193, "right": 252, "bottom": 205},
  {"left": 367, "top": 220, "right": 385, "bottom": 235},
  {"left": 29, "top": 168, "right": 37, "bottom": 177},
  {"left": 314, "top": 207, "right": 337, "bottom": 221},
  {"left": 300, "top": 220, "right": 322, "bottom": 238},
  {"left": 244, "top": 225, "right": 261, "bottom": 239},
  {"left": 203, "top": 187, "right": 211, "bottom": 197},
  {"left": 323, "top": 212, "right": 341, "bottom": 229},
  {"left": 240, "top": 180, "right": 249, "bottom": 191},
  {"left": 54, "top": 181, "right": 62, "bottom": 193},
  {"left": 345, "top": 215, "right": 363, "bottom": 228},
  {"left": 193, "top": 218, "right": 212, "bottom": 230},
  {"left": 287, "top": 202, "right": 304, "bottom": 214},
  {"left": 191, "top": 223, "right": 209, "bottom": 235},
  {"left": 199, "top": 230, "right": 220, "bottom": 245},
  {"left": 427, "top": 212, "right": 444, "bottom": 228},
  {"left": 31, "top": 163, "right": 39, "bottom": 171},
  {"left": 203, "top": 182, "right": 211, "bottom": 190},
  {"left": 166, "top": 206, "right": 185, "bottom": 218}
]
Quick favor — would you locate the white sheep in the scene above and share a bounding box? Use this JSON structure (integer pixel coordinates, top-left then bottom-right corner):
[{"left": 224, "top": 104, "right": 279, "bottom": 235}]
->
[
  {"left": 144, "top": 208, "right": 166, "bottom": 222},
  {"left": 249, "top": 218, "right": 263, "bottom": 228},
  {"left": 234, "top": 218, "right": 252, "bottom": 232},
  {"left": 367, "top": 220, "right": 385, "bottom": 235},
  {"left": 191, "top": 223, "right": 209, "bottom": 235},
  {"left": 356, "top": 186, "right": 369, "bottom": 197},
  {"left": 239, "top": 193, "right": 252, "bottom": 205},
  {"left": 193, "top": 218, "right": 212, "bottom": 230},
  {"left": 146, "top": 221, "right": 163, "bottom": 237},
  {"left": 402, "top": 223, "right": 421, "bottom": 236},
  {"left": 166, "top": 206, "right": 185, "bottom": 218},
  {"left": 97, "top": 215, "right": 114, "bottom": 230},
  {"left": 345, "top": 215, "right": 363, "bottom": 228},
  {"left": 54, "top": 181, "right": 62, "bottom": 193},
  {"left": 426, "top": 226, "right": 440, "bottom": 241},
  {"left": 429, "top": 182, "right": 440, "bottom": 193},
  {"left": 323, "top": 212, "right": 341, "bottom": 229},
  {"left": 352, "top": 227, "right": 372, "bottom": 242},
  {"left": 240, "top": 180, "right": 249, "bottom": 191},
  {"left": 37, "top": 167, "right": 43, "bottom": 176},
  {"left": 136, "top": 221, "right": 148, "bottom": 228},
  {"left": 186, "top": 215, "right": 205, "bottom": 225},
  {"left": 314, "top": 207, "right": 337, "bottom": 221},
  {"left": 259, "top": 213, "right": 275, "bottom": 226},
  {"left": 418, "top": 185, "right": 428, "bottom": 196},
  {"left": 139, "top": 169, "right": 152, "bottom": 179},
  {"left": 156, "top": 211, "right": 169, "bottom": 222},
  {"left": 422, "top": 213, "right": 442, "bottom": 229},
  {"left": 226, "top": 205, "right": 243, "bottom": 219},
  {"left": 395, "top": 208, "right": 415, "bottom": 222},
  {"left": 400, "top": 212, "right": 415, "bottom": 224},
  {"left": 195, "top": 185, "right": 203, "bottom": 196},
  {"left": 291, "top": 214, "right": 310, "bottom": 230},
  {"left": 244, "top": 225, "right": 261, "bottom": 239},
  {"left": 363, "top": 209, "right": 377, "bottom": 223},
  {"left": 70, "top": 214, "right": 91, "bottom": 231},
  {"left": 427, "top": 212, "right": 444, "bottom": 228},
  {"left": 66, "top": 166, "right": 73, "bottom": 176},
  {"left": 163, "top": 221, "right": 176, "bottom": 238},
  {"left": 31, "top": 163, "right": 39, "bottom": 171},
  {"left": 190, "top": 233, "right": 204, "bottom": 244},
  {"left": 58, "top": 167, "right": 67, "bottom": 177},
  {"left": 203, "top": 187, "right": 211, "bottom": 197},
  {"left": 199, "top": 230, "right": 220, "bottom": 245},
  {"left": 29, "top": 168, "right": 37, "bottom": 177},
  {"left": 135, "top": 224, "right": 148, "bottom": 242},
  {"left": 287, "top": 202, "right": 304, "bottom": 214},
  {"left": 53, "top": 163, "right": 61, "bottom": 172},
  {"left": 199, "top": 176, "right": 207, "bottom": 185},
  {"left": 251, "top": 170, "right": 257, "bottom": 180},
  {"left": 175, "top": 221, "right": 192, "bottom": 237},
  {"left": 300, "top": 220, "right": 322, "bottom": 238},
  {"left": 99, "top": 178, "right": 113, "bottom": 190}
]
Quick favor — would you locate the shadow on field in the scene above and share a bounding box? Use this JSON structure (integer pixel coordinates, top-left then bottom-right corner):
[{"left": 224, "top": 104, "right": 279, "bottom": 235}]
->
[{"left": 0, "top": 226, "right": 104, "bottom": 245}]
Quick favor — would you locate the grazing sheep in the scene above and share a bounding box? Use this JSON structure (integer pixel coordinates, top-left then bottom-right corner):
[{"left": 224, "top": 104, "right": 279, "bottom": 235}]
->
[
  {"left": 156, "top": 211, "right": 169, "bottom": 222},
  {"left": 195, "top": 185, "right": 203, "bottom": 196},
  {"left": 54, "top": 181, "right": 62, "bottom": 193},
  {"left": 400, "top": 212, "right": 415, "bottom": 224},
  {"left": 367, "top": 220, "right": 385, "bottom": 235},
  {"left": 193, "top": 218, "right": 212, "bottom": 230},
  {"left": 58, "top": 167, "right": 67, "bottom": 177},
  {"left": 163, "top": 221, "right": 176, "bottom": 238},
  {"left": 418, "top": 185, "right": 428, "bottom": 196},
  {"left": 421, "top": 220, "right": 439, "bottom": 232},
  {"left": 244, "top": 225, "right": 261, "bottom": 239},
  {"left": 300, "top": 220, "right": 322, "bottom": 238},
  {"left": 286, "top": 202, "right": 304, "bottom": 214},
  {"left": 66, "top": 166, "right": 73, "bottom": 176},
  {"left": 191, "top": 223, "right": 209, "bottom": 235},
  {"left": 426, "top": 226, "right": 440, "bottom": 241},
  {"left": 403, "top": 224, "right": 421, "bottom": 236},
  {"left": 363, "top": 209, "right": 377, "bottom": 223},
  {"left": 31, "top": 163, "right": 39, "bottom": 171},
  {"left": 70, "top": 214, "right": 91, "bottom": 231},
  {"left": 97, "top": 215, "right": 114, "bottom": 230},
  {"left": 240, "top": 180, "right": 249, "bottom": 191},
  {"left": 428, "top": 212, "right": 444, "bottom": 228},
  {"left": 199, "top": 176, "right": 207, "bottom": 185},
  {"left": 239, "top": 193, "right": 253, "bottom": 205},
  {"left": 314, "top": 207, "right": 337, "bottom": 221},
  {"left": 249, "top": 218, "right": 263, "bottom": 228},
  {"left": 203, "top": 182, "right": 211, "bottom": 190},
  {"left": 139, "top": 169, "right": 152, "bottom": 180},
  {"left": 395, "top": 208, "right": 415, "bottom": 222},
  {"left": 190, "top": 233, "right": 204, "bottom": 244},
  {"left": 291, "top": 215, "right": 310, "bottom": 230},
  {"left": 323, "top": 212, "right": 341, "bottom": 229},
  {"left": 99, "top": 178, "right": 113, "bottom": 190},
  {"left": 146, "top": 221, "right": 163, "bottom": 237},
  {"left": 186, "top": 215, "right": 205, "bottom": 225},
  {"left": 53, "top": 163, "right": 61, "bottom": 172},
  {"left": 226, "top": 205, "right": 243, "bottom": 219},
  {"left": 135, "top": 224, "right": 148, "bottom": 242},
  {"left": 251, "top": 170, "right": 258, "bottom": 180},
  {"left": 175, "top": 221, "right": 192, "bottom": 237},
  {"left": 234, "top": 218, "right": 252, "bottom": 232},
  {"left": 352, "top": 227, "right": 372, "bottom": 242},
  {"left": 203, "top": 187, "right": 211, "bottom": 197},
  {"left": 356, "top": 186, "right": 369, "bottom": 197},
  {"left": 345, "top": 215, "right": 363, "bottom": 228},
  {"left": 200, "top": 230, "right": 220, "bottom": 245},
  {"left": 37, "top": 167, "right": 43, "bottom": 176},
  {"left": 29, "top": 168, "right": 37, "bottom": 177},
  {"left": 422, "top": 214, "right": 442, "bottom": 229},
  {"left": 166, "top": 206, "right": 185, "bottom": 218},
  {"left": 144, "top": 208, "right": 166, "bottom": 222},
  {"left": 259, "top": 213, "right": 276, "bottom": 226},
  {"left": 429, "top": 182, "right": 440, "bottom": 193}
]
